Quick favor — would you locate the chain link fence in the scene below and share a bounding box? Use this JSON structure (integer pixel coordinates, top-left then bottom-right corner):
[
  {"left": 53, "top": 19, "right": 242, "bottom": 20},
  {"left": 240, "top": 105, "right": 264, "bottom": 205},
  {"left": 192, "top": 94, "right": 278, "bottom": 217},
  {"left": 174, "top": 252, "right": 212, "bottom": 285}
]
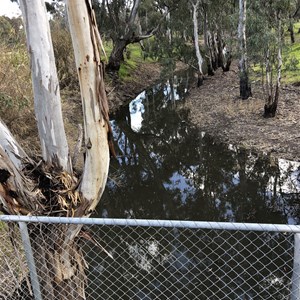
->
[{"left": 0, "top": 216, "right": 300, "bottom": 300}]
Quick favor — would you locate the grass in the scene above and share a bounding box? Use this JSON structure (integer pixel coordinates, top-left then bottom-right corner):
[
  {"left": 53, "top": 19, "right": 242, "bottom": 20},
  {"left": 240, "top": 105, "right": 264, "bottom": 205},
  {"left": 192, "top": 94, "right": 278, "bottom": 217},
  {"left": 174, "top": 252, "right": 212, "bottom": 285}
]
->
[
  {"left": 281, "top": 22, "right": 300, "bottom": 84},
  {"left": 102, "top": 40, "right": 155, "bottom": 80},
  {"left": 118, "top": 43, "right": 155, "bottom": 80}
]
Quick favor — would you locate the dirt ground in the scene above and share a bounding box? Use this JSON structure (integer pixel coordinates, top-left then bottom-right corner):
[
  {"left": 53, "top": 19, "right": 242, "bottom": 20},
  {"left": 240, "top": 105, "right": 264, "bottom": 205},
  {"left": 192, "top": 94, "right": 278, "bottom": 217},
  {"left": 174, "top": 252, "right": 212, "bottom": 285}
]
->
[{"left": 184, "top": 63, "right": 300, "bottom": 162}]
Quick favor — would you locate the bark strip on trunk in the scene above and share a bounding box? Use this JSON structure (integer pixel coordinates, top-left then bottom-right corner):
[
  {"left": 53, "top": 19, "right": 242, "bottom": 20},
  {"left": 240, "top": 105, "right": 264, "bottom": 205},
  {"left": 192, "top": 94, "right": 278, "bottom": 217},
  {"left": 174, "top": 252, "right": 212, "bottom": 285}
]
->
[
  {"left": 0, "top": 1, "right": 112, "bottom": 299},
  {"left": 66, "top": 0, "right": 110, "bottom": 213},
  {"left": 19, "top": 0, "right": 71, "bottom": 172}
]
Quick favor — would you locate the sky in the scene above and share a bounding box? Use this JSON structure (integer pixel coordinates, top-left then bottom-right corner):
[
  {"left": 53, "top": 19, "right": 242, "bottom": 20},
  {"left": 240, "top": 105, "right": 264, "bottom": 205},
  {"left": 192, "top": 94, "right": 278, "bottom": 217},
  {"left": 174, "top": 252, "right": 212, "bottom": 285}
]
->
[{"left": 0, "top": 0, "right": 21, "bottom": 18}]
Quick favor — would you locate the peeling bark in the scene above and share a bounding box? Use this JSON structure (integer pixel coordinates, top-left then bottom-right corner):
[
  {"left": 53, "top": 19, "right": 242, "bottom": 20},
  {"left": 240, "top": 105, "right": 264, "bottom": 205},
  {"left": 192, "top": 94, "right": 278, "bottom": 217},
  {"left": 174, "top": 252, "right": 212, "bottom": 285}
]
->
[
  {"left": 0, "top": 1, "right": 111, "bottom": 299},
  {"left": 0, "top": 119, "right": 28, "bottom": 170},
  {"left": 19, "top": 0, "right": 71, "bottom": 172},
  {"left": 191, "top": 0, "right": 204, "bottom": 86},
  {"left": 66, "top": 0, "right": 110, "bottom": 212}
]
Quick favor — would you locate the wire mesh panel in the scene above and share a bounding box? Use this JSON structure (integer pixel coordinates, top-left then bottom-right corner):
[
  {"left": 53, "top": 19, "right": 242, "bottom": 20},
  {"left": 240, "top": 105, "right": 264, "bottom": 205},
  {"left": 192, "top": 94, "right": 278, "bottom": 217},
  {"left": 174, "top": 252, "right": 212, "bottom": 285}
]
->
[
  {"left": 85, "top": 226, "right": 294, "bottom": 300},
  {"left": 0, "top": 217, "right": 299, "bottom": 300},
  {"left": 0, "top": 222, "right": 28, "bottom": 300}
]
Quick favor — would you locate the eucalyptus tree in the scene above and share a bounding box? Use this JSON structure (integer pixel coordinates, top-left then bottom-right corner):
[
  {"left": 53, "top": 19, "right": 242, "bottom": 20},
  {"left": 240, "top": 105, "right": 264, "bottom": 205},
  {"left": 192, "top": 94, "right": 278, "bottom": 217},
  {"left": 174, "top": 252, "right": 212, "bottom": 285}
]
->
[
  {"left": 195, "top": 0, "right": 234, "bottom": 76},
  {"left": 0, "top": 0, "right": 110, "bottom": 298},
  {"left": 260, "top": 1, "right": 286, "bottom": 117},
  {"left": 238, "top": 0, "right": 252, "bottom": 99},
  {"left": 202, "top": 1, "right": 217, "bottom": 75},
  {"left": 190, "top": 0, "right": 205, "bottom": 85},
  {"left": 103, "top": 0, "right": 171, "bottom": 72},
  {"left": 208, "top": 0, "right": 236, "bottom": 72},
  {"left": 248, "top": 0, "right": 288, "bottom": 117}
]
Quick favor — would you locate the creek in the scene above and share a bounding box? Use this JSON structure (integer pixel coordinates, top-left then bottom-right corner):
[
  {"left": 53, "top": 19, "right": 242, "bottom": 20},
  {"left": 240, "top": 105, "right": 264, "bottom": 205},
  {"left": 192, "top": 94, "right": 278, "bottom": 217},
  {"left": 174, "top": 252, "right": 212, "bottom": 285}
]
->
[{"left": 97, "top": 71, "right": 300, "bottom": 224}]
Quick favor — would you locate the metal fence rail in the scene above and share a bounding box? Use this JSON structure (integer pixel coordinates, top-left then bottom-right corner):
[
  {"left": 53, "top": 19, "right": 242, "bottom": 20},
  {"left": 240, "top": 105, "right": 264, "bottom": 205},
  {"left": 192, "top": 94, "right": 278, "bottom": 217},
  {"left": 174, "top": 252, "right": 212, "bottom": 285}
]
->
[{"left": 1, "top": 215, "right": 300, "bottom": 300}]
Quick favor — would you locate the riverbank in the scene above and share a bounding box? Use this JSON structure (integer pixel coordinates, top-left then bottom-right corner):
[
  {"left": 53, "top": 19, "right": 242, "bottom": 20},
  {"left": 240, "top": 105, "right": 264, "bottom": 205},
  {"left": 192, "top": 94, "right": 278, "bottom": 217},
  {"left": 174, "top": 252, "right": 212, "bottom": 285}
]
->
[
  {"left": 107, "top": 61, "right": 188, "bottom": 113},
  {"left": 107, "top": 62, "right": 162, "bottom": 113},
  {"left": 184, "top": 64, "right": 300, "bottom": 162}
]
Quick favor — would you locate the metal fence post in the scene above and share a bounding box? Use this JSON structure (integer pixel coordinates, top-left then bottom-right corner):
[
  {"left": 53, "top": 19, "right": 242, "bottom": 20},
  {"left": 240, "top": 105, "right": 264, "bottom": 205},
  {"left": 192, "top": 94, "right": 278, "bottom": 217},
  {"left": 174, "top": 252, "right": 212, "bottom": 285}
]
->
[
  {"left": 18, "top": 222, "right": 42, "bottom": 300},
  {"left": 292, "top": 233, "right": 300, "bottom": 300}
]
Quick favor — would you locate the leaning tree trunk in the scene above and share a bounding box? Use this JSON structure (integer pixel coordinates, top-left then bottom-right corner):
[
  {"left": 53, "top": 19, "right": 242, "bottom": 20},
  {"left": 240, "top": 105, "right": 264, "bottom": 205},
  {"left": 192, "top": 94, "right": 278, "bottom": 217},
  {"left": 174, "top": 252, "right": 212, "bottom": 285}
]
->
[
  {"left": 0, "top": 0, "right": 110, "bottom": 299},
  {"left": 106, "top": 0, "right": 166, "bottom": 73},
  {"left": 238, "top": 0, "right": 252, "bottom": 99},
  {"left": 106, "top": 0, "right": 141, "bottom": 72},
  {"left": 67, "top": 1, "right": 110, "bottom": 212},
  {"left": 191, "top": 0, "right": 204, "bottom": 86},
  {"left": 107, "top": 38, "right": 129, "bottom": 72}
]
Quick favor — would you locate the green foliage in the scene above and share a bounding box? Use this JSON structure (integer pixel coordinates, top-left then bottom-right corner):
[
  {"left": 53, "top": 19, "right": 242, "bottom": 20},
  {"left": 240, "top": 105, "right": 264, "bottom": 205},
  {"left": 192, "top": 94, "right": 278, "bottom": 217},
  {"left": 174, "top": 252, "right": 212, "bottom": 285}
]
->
[
  {"left": 284, "top": 55, "right": 299, "bottom": 71},
  {"left": 0, "top": 92, "right": 29, "bottom": 111},
  {"left": 281, "top": 27, "right": 300, "bottom": 82},
  {"left": 246, "top": 0, "right": 300, "bottom": 85},
  {"left": 0, "top": 44, "right": 32, "bottom": 114},
  {"left": 251, "top": 20, "right": 300, "bottom": 84},
  {"left": 117, "top": 43, "right": 154, "bottom": 80}
]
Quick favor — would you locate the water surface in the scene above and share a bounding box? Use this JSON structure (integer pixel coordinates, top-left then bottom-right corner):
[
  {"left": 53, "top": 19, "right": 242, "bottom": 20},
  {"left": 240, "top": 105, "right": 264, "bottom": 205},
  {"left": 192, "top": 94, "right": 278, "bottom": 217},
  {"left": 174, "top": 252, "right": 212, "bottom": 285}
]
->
[{"left": 98, "top": 71, "right": 300, "bottom": 224}]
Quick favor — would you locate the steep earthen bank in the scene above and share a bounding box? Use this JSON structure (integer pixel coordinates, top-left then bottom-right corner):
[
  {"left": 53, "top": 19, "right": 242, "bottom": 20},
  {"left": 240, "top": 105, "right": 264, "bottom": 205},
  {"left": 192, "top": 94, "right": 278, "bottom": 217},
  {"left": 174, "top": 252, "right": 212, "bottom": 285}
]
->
[{"left": 107, "top": 62, "right": 163, "bottom": 113}]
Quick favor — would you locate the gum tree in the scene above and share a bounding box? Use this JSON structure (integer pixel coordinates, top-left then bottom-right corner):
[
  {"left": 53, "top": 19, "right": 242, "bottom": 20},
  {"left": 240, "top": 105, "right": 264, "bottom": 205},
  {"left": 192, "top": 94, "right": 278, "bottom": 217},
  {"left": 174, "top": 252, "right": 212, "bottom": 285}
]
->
[
  {"left": 238, "top": 0, "right": 252, "bottom": 99},
  {"left": 248, "top": 0, "right": 288, "bottom": 117},
  {"left": 190, "top": 0, "right": 205, "bottom": 86},
  {"left": 0, "top": 0, "right": 110, "bottom": 298}
]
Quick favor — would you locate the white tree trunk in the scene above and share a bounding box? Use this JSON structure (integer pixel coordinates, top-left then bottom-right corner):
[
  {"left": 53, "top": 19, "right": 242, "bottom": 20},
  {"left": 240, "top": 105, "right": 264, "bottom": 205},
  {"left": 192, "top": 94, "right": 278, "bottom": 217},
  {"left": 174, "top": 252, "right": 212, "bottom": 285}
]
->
[
  {"left": 128, "top": 0, "right": 141, "bottom": 26},
  {"left": 265, "top": 48, "right": 272, "bottom": 101},
  {"left": 19, "top": 0, "right": 71, "bottom": 172},
  {"left": 203, "top": 6, "right": 214, "bottom": 76},
  {"left": 1, "top": 2, "right": 111, "bottom": 298},
  {"left": 191, "top": 0, "right": 204, "bottom": 77},
  {"left": 66, "top": 0, "right": 110, "bottom": 213}
]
